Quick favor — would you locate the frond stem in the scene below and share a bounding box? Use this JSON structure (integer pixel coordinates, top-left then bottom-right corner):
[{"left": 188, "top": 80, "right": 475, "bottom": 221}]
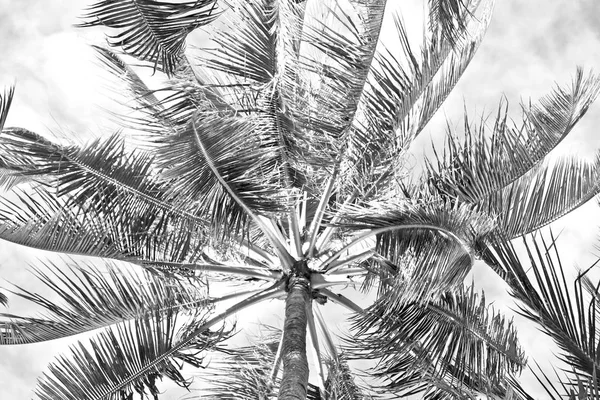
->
[
  {"left": 324, "top": 250, "right": 375, "bottom": 274},
  {"left": 270, "top": 329, "right": 285, "bottom": 382},
  {"left": 208, "top": 288, "right": 265, "bottom": 304},
  {"left": 307, "top": 304, "right": 327, "bottom": 396},
  {"left": 143, "top": 261, "right": 282, "bottom": 280},
  {"left": 191, "top": 118, "right": 294, "bottom": 269},
  {"left": 314, "top": 305, "right": 339, "bottom": 361},
  {"left": 319, "top": 288, "right": 364, "bottom": 314},
  {"left": 314, "top": 190, "right": 357, "bottom": 255},
  {"left": 320, "top": 224, "right": 471, "bottom": 272},
  {"left": 289, "top": 209, "right": 303, "bottom": 259},
  {"left": 307, "top": 168, "right": 338, "bottom": 257}
]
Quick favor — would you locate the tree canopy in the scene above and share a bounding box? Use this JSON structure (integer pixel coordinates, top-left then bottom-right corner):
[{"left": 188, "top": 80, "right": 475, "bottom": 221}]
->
[{"left": 1, "top": 0, "right": 600, "bottom": 399}]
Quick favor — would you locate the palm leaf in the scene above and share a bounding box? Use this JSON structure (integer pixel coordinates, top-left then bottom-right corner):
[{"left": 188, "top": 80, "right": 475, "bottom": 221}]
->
[
  {"left": 202, "top": 0, "right": 279, "bottom": 84},
  {"left": 0, "top": 85, "right": 13, "bottom": 131},
  {"left": 328, "top": 199, "right": 495, "bottom": 302},
  {"left": 0, "top": 186, "right": 207, "bottom": 263},
  {"left": 337, "top": 197, "right": 495, "bottom": 254},
  {"left": 427, "top": 68, "right": 600, "bottom": 203},
  {"left": 0, "top": 188, "right": 134, "bottom": 259},
  {"left": 363, "top": 236, "right": 473, "bottom": 304},
  {"left": 481, "top": 232, "right": 600, "bottom": 387},
  {"left": 429, "top": 0, "right": 475, "bottom": 47},
  {"left": 296, "top": 0, "right": 387, "bottom": 138},
  {"left": 95, "top": 47, "right": 233, "bottom": 143},
  {"left": 0, "top": 260, "right": 209, "bottom": 344},
  {"left": 479, "top": 154, "right": 600, "bottom": 239},
  {"left": 199, "top": 328, "right": 280, "bottom": 399},
  {"left": 403, "top": 3, "right": 493, "bottom": 140},
  {"left": 0, "top": 86, "right": 38, "bottom": 190},
  {"left": 0, "top": 128, "right": 221, "bottom": 261},
  {"left": 156, "top": 113, "right": 289, "bottom": 238},
  {"left": 196, "top": 0, "right": 312, "bottom": 191},
  {"left": 343, "top": 0, "right": 493, "bottom": 198},
  {"left": 32, "top": 283, "right": 284, "bottom": 400},
  {"left": 34, "top": 308, "right": 228, "bottom": 400},
  {"left": 78, "top": 0, "right": 220, "bottom": 74},
  {"left": 324, "top": 354, "right": 374, "bottom": 400},
  {"left": 0, "top": 128, "right": 202, "bottom": 222},
  {"left": 531, "top": 365, "right": 600, "bottom": 400},
  {"left": 349, "top": 284, "right": 526, "bottom": 398},
  {"left": 93, "top": 45, "right": 169, "bottom": 139}
]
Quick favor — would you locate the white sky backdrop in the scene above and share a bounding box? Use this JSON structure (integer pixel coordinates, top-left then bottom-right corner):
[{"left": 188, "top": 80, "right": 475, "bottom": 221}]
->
[{"left": 1, "top": 0, "right": 600, "bottom": 398}]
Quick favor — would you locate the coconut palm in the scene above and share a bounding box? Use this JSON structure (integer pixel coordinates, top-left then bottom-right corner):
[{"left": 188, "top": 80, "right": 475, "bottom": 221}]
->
[{"left": 0, "top": 0, "right": 600, "bottom": 398}]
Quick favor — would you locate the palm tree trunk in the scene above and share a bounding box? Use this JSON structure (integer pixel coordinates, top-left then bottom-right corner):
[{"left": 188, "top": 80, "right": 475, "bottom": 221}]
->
[{"left": 278, "top": 273, "right": 312, "bottom": 400}]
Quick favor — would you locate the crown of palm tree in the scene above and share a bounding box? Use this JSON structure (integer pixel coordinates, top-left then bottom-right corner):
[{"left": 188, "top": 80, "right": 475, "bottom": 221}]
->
[{"left": 1, "top": 0, "right": 600, "bottom": 399}]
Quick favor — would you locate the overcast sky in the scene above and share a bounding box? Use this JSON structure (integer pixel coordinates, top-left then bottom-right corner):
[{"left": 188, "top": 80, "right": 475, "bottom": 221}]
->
[{"left": 1, "top": 0, "right": 600, "bottom": 398}]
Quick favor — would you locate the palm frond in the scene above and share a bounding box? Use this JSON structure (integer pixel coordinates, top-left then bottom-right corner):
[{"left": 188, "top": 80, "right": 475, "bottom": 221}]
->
[
  {"left": 349, "top": 284, "right": 526, "bottom": 398},
  {"left": 0, "top": 291, "right": 7, "bottom": 307},
  {"left": 331, "top": 199, "right": 495, "bottom": 301},
  {"left": 0, "top": 85, "right": 13, "bottom": 132},
  {"left": 199, "top": 328, "right": 280, "bottom": 399},
  {"left": 0, "top": 86, "right": 40, "bottom": 189},
  {"left": 93, "top": 45, "right": 171, "bottom": 139},
  {"left": 0, "top": 260, "right": 209, "bottom": 344},
  {"left": 337, "top": 197, "right": 495, "bottom": 252},
  {"left": 156, "top": 113, "right": 289, "bottom": 238},
  {"left": 481, "top": 232, "right": 600, "bottom": 387},
  {"left": 0, "top": 128, "right": 203, "bottom": 224},
  {"left": 343, "top": 0, "right": 493, "bottom": 198},
  {"left": 403, "top": 5, "right": 492, "bottom": 140},
  {"left": 96, "top": 48, "right": 234, "bottom": 146},
  {"left": 324, "top": 354, "right": 374, "bottom": 400},
  {"left": 297, "top": 0, "right": 387, "bottom": 136},
  {"left": 94, "top": 45, "right": 162, "bottom": 110},
  {"left": 427, "top": 68, "right": 600, "bottom": 203},
  {"left": 0, "top": 128, "right": 219, "bottom": 261},
  {"left": 0, "top": 186, "right": 206, "bottom": 263},
  {"left": 197, "top": 325, "right": 325, "bottom": 399},
  {"left": 78, "top": 0, "right": 220, "bottom": 75},
  {"left": 530, "top": 364, "right": 600, "bottom": 400},
  {"left": 34, "top": 308, "right": 228, "bottom": 400},
  {"left": 32, "top": 284, "right": 284, "bottom": 400},
  {"left": 194, "top": 0, "right": 313, "bottom": 192},
  {"left": 364, "top": 236, "right": 473, "bottom": 304},
  {"left": 202, "top": 0, "right": 278, "bottom": 84},
  {"left": 480, "top": 154, "right": 600, "bottom": 239},
  {"left": 0, "top": 188, "right": 133, "bottom": 259},
  {"left": 429, "top": 0, "right": 473, "bottom": 47}
]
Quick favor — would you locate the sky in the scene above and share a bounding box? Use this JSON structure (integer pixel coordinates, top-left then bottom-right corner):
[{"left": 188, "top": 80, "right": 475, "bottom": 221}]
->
[{"left": 1, "top": 0, "right": 600, "bottom": 399}]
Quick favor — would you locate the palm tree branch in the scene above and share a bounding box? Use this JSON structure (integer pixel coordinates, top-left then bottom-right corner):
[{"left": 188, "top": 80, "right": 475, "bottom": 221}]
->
[
  {"left": 0, "top": 128, "right": 207, "bottom": 225},
  {"left": 349, "top": 284, "right": 526, "bottom": 397},
  {"left": 307, "top": 304, "right": 327, "bottom": 395},
  {"left": 341, "top": 0, "right": 494, "bottom": 199},
  {"left": 320, "top": 289, "right": 365, "bottom": 314},
  {"left": 427, "top": 68, "right": 600, "bottom": 203},
  {"left": 34, "top": 308, "right": 227, "bottom": 400},
  {"left": 0, "top": 260, "right": 209, "bottom": 345},
  {"left": 481, "top": 233, "right": 600, "bottom": 383},
  {"left": 480, "top": 154, "right": 600, "bottom": 239},
  {"left": 190, "top": 117, "right": 293, "bottom": 267},
  {"left": 78, "top": 0, "right": 221, "bottom": 74},
  {"left": 141, "top": 260, "right": 283, "bottom": 280}
]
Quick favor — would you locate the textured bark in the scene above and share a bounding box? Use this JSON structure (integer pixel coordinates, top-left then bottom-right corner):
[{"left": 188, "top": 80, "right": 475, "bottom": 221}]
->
[{"left": 278, "top": 275, "right": 312, "bottom": 400}]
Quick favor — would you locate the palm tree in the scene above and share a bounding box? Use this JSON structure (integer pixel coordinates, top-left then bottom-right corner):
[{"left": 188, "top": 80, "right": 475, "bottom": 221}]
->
[{"left": 0, "top": 0, "right": 599, "bottom": 398}]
